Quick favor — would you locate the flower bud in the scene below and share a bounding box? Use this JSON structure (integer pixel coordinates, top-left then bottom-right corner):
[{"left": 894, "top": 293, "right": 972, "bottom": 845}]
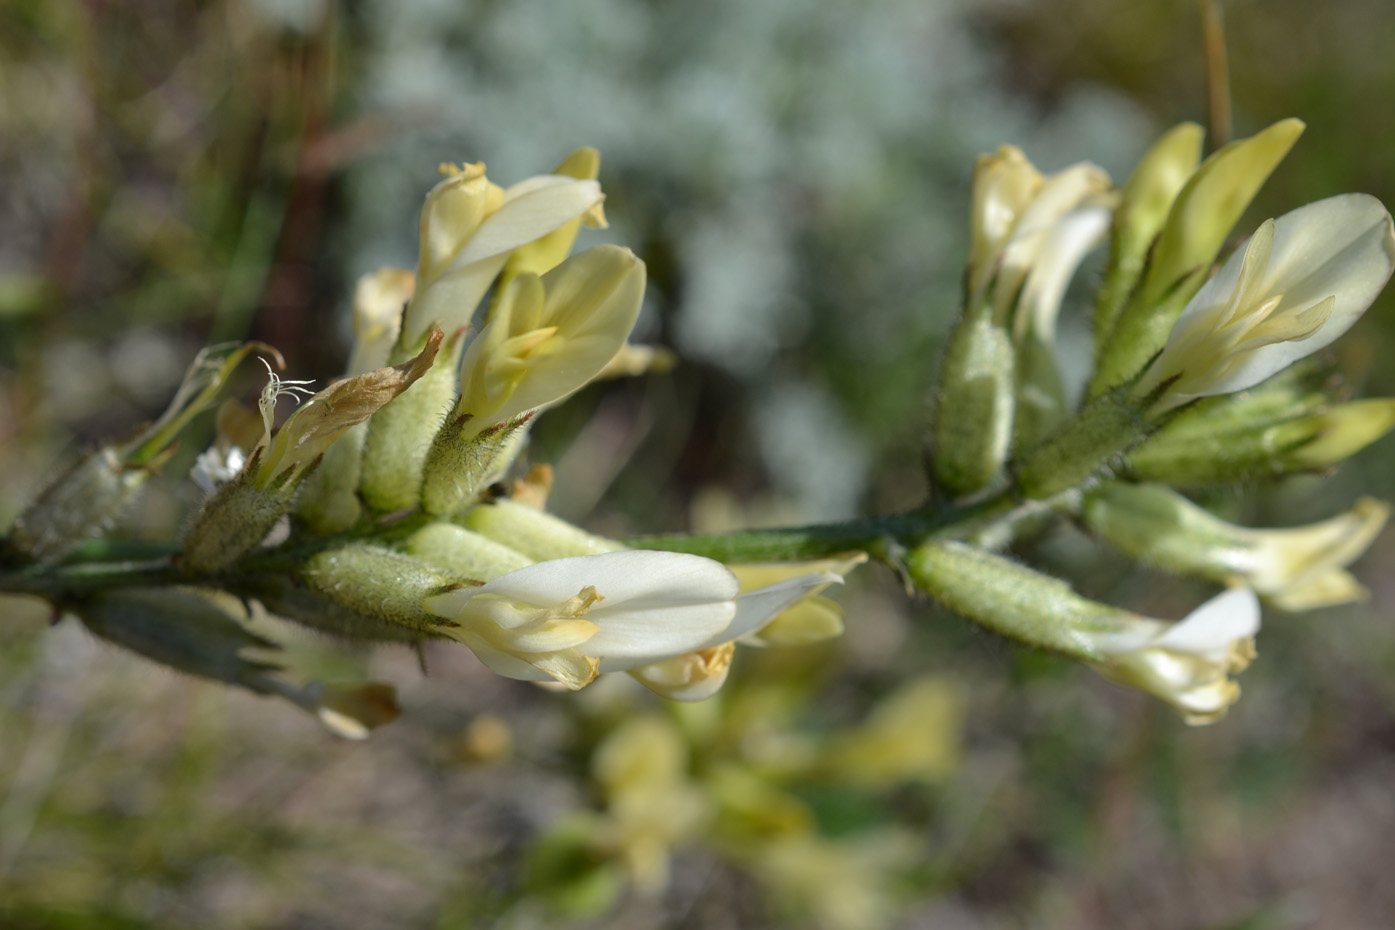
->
[
  {"left": 967, "top": 145, "right": 1043, "bottom": 306},
  {"left": 1094, "top": 122, "right": 1204, "bottom": 348},
  {"left": 966, "top": 145, "right": 1112, "bottom": 323},
  {"left": 1012, "top": 205, "right": 1114, "bottom": 452},
  {"left": 931, "top": 303, "right": 1016, "bottom": 497},
  {"left": 1121, "top": 364, "right": 1329, "bottom": 485},
  {"left": 347, "top": 268, "right": 414, "bottom": 375},
  {"left": 463, "top": 498, "right": 623, "bottom": 561},
  {"left": 402, "top": 522, "right": 534, "bottom": 581},
  {"left": 1279, "top": 399, "right": 1395, "bottom": 470},
  {"left": 185, "top": 333, "right": 442, "bottom": 572}
]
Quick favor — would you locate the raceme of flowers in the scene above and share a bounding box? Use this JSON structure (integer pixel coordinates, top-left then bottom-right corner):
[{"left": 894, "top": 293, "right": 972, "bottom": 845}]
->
[{"left": 4, "top": 121, "right": 1394, "bottom": 735}]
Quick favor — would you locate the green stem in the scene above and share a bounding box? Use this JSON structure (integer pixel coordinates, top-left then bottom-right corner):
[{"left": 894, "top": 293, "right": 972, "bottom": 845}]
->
[
  {"left": 0, "top": 557, "right": 183, "bottom": 601},
  {"left": 1, "top": 489, "right": 1065, "bottom": 604},
  {"left": 625, "top": 491, "right": 1055, "bottom": 563}
]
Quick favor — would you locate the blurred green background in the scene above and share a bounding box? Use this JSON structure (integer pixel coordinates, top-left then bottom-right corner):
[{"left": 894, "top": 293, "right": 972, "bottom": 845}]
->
[{"left": 4, "top": 0, "right": 1395, "bottom": 927}]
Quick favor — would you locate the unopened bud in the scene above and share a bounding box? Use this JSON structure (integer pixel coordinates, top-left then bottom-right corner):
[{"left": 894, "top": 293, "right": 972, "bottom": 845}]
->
[
  {"left": 7, "top": 447, "right": 150, "bottom": 564},
  {"left": 1280, "top": 399, "right": 1395, "bottom": 469},
  {"left": 463, "top": 498, "right": 623, "bottom": 561},
  {"left": 931, "top": 304, "right": 1015, "bottom": 497},
  {"left": 1125, "top": 393, "right": 1395, "bottom": 488},
  {"left": 359, "top": 329, "right": 462, "bottom": 513},
  {"left": 402, "top": 522, "right": 534, "bottom": 581},
  {"left": 245, "top": 544, "right": 460, "bottom": 642},
  {"left": 1094, "top": 122, "right": 1204, "bottom": 347}
]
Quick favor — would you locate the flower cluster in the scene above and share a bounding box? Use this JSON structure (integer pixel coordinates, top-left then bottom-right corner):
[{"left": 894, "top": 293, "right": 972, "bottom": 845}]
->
[
  {"left": 4, "top": 122, "right": 1393, "bottom": 734},
  {"left": 0, "top": 150, "right": 858, "bottom": 735},
  {"left": 911, "top": 119, "right": 1395, "bottom": 722}
]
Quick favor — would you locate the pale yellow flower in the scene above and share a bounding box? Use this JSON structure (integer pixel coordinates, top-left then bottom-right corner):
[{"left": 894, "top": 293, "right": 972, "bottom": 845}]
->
[
  {"left": 967, "top": 145, "right": 1113, "bottom": 321},
  {"left": 403, "top": 163, "right": 605, "bottom": 342},
  {"left": 452, "top": 244, "right": 645, "bottom": 440},
  {"left": 1084, "top": 482, "right": 1389, "bottom": 610},
  {"left": 591, "top": 716, "right": 710, "bottom": 894}
]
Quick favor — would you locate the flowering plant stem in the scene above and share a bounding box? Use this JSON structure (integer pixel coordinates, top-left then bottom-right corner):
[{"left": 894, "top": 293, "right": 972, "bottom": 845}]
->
[{"left": 0, "top": 489, "right": 1060, "bottom": 604}]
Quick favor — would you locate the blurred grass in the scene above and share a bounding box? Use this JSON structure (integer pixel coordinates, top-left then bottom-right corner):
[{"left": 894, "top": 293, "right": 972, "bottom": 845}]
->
[{"left": 4, "top": 0, "right": 1395, "bottom": 927}]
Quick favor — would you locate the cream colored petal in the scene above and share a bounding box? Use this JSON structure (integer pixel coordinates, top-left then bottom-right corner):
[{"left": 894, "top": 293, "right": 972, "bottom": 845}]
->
[{"left": 696, "top": 572, "right": 843, "bottom": 649}]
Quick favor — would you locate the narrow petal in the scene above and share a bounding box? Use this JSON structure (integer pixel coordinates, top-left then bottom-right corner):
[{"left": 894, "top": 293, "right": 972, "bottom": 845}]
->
[
  {"left": 697, "top": 573, "right": 844, "bottom": 649},
  {"left": 1151, "top": 586, "right": 1260, "bottom": 652},
  {"left": 1017, "top": 205, "right": 1113, "bottom": 340},
  {"left": 474, "top": 551, "right": 739, "bottom": 610},
  {"left": 454, "top": 630, "right": 556, "bottom": 681},
  {"left": 628, "top": 644, "right": 736, "bottom": 701},
  {"left": 451, "top": 176, "right": 603, "bottom": 270},
  {"left": 590, "top": 601, "right": 737, "bottom": 665}
]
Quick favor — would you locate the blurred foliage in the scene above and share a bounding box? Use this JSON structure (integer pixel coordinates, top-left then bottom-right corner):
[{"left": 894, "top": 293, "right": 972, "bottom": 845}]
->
[{"left": 4, "top": 0, "right": 1395, "bottom": 928}]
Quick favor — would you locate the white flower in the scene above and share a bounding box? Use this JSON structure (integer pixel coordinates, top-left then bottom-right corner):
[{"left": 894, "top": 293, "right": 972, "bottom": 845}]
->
[
  {"left": 1136, "top": 193, "right": 1395, "bottom": 412},
  {"left": 422, "top": 550, "right": 840, "bottom": 693},
  {"left": 1088, "top": 586, "right": 1261, "bottom": 724}
]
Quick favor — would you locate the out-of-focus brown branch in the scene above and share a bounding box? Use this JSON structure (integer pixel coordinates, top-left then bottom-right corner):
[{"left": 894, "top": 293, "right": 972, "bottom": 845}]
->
[{"left": 1199, "top": 0, "right": 1231, "bottom": 151}]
